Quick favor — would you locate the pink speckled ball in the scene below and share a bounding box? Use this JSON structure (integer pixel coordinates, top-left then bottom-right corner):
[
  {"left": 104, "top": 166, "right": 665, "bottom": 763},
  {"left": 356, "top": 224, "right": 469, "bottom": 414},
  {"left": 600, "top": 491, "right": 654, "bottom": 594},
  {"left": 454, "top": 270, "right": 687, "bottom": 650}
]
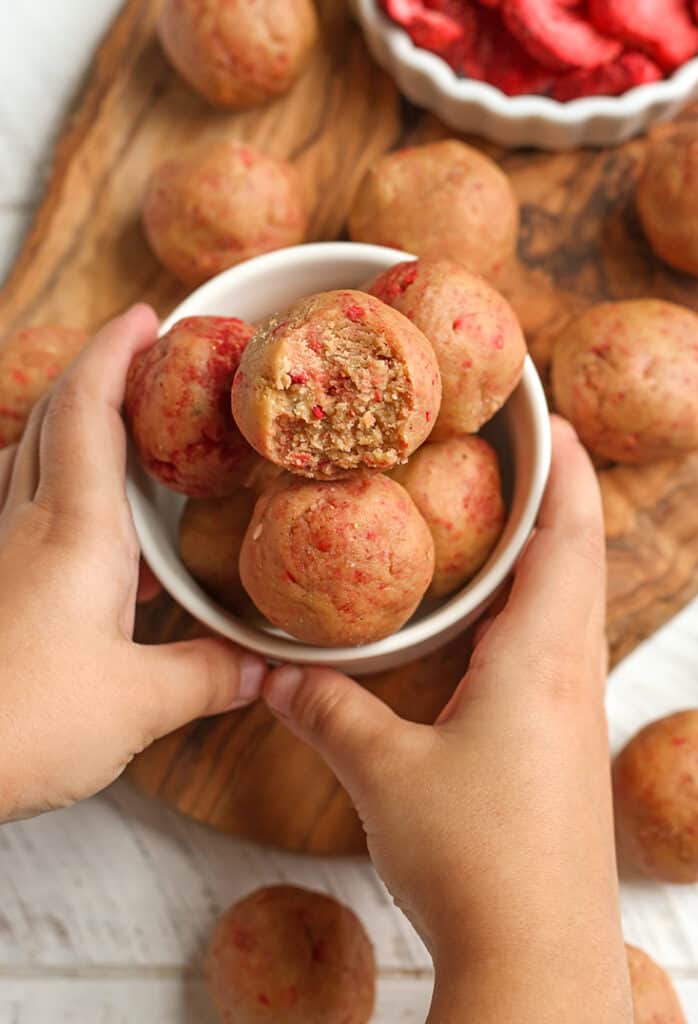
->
[
  {"left": 0, "top": 326, "right": 86, "bottom": 448},
  {"left": 239, "top": 473, "right": 435, "bottom": 646},
  {"left": 368, "top": 259, "right": 525, "bottom": 435},
  {"left": 143, "top": 140, "right": 307, "bottom": 286},
  {"left": 232, "top": 289, "right": 441, "bottom": 479},
  {"left": 393, "top": 436, "right": 505, "bottom": 597},
  {"left": 206, "top": 886, "right": 375, "bottom": 1024},
  {"left": 552, "top": 300, "right": 698, "bottom": 464},
  {"left": 126, "top": 315, "right": 256, "bottom": 497}
]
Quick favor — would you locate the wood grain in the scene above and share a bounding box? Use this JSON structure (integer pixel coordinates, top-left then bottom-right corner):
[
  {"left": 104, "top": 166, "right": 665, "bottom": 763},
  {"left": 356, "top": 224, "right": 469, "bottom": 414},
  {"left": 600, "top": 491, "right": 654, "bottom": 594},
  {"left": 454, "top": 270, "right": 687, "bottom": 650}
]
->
[{"left": 1, "top": 0, "right": 697, "bottom": 853}]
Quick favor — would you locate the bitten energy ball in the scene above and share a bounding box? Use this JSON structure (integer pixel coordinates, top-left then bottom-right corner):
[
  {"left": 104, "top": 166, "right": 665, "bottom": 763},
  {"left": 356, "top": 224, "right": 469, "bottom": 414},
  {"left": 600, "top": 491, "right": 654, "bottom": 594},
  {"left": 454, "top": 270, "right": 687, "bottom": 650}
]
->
[
  {"left": 636, "top": 129, "right": 698, "bottom": 278},
  {"left": 613, "top": 710, "right": 698, "bottom": 884},
  {"left": 239, "top": 473, "right": 435, "bottom": 646},
  {"left": 551, "top": 300, "right": 698, "bottom": 464},
  {"left": 158, "top": 0, "right": 318, "bottom": 109},
  {"left": 143, "top": 140, "right": 307, "bottom": 285},
  {"left": 348, "top": 140, "right": 519, "bottom": 282},
  {"left": 0, "top": 326, "right": 86, "bottom": 448},
  {"left": 178, "top": 489, "right": 257, "bottom": 611},
  {"left": 626, "top": 944, "right": 686, "bottom": 1024},
  {"left": 393, "top": 437, "right": 505, "bottom": 598},
  {"left": 206, "top": 886, "right": 375, "bottom": 1024},
  {"left": 232, "top": 290, "right": 441, "bottom": 479},
  {"left": 368, "top": 259, "right": 526, "bottom": 435},
  {"left": 126, "top": 316, "right": 256, "bottom": 497}
]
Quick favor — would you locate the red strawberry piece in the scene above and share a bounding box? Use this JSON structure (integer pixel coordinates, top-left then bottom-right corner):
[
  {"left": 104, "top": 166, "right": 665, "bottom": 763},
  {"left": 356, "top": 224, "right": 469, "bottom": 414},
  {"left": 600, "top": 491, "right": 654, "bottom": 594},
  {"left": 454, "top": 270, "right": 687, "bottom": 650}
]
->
[
  {"left": 381, "top": 0, "right": 471, "bottom": 48},
  {"left": 501, "top": 0, "right": 622, "bottom": 70},
  {"left": 550, "top": 50, "right": 663, "bottom": 100},
  {"left": 588, "top": 0, "right": 698, "bottom": 70},
  {"left": 446, "top": 7, "right": 552, "bottom": 93}
]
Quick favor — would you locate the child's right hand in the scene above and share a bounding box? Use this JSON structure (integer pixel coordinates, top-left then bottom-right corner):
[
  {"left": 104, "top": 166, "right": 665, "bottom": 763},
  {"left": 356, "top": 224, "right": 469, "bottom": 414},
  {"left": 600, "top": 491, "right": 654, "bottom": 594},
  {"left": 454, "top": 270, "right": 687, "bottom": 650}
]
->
[{"left": 264, "top": 417, "right": 632, "bottom": 1023}]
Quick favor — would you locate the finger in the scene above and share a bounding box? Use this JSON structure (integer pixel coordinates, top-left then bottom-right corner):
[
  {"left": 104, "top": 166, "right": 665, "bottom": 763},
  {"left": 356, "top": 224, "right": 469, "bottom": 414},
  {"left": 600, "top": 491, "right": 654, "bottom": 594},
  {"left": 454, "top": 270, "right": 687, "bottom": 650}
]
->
[
  {"left": 263, "top": 664, "right": 410, "bottom": 800},
  {"left": 471, "top": 579, "right": 512, "bottom": 649},
  {"left": 34, "top": 304, "right": 159, "bottom": 520},
  {"left": 3, "top": 394, "right": 50, "bottom": 510},
  {"left": 133, "top": 638, "right": 267, "bottom": 742},
  {"left": 506, "top": 415, "right": 606, "bottom": 636},
  {"left": 136, "top": 559, "right": 162, "bottom": 603},
  {"left": 444, "top": 417, "right": 606, "bottom": 721},
  {"left": 0, "top": 443, "right": 18, "bottom": 509}
]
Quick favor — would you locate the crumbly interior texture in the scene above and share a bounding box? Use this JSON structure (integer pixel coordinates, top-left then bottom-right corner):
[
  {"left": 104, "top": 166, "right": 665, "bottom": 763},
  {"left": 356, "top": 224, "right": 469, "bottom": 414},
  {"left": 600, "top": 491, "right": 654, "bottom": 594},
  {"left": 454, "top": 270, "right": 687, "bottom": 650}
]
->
[
  {"left": 626, "top": 944, "right": 687, "bottom": 1024},
  {"left": 369, "top": 258, "right": 526, "bottom": 435},
  {"left": 636, "top": 129, "right": 698, "bottom": 278},
  {"left": 178, "top": 489, "right": 257, "bottom": 611},
  {"left": 206, "top": 886, "right": 376, "bottom": 1024},
  {"left": 232, "top": 290, "right": 441, "bottom": 479},
  {"left": 551, "top": 300, "right": 698, "bottom": 464},
  {"left": 158, "top": 0, "right": 318, "bottom": 109},
  {"left": 348, "top": 139, "right": 519, "bottom": 284},
  {"left": 0, "top": 326, "right": 86, "bottom": 448},
  {"left": 393, "top": 436, "right": 505, "bottom": 598},
  {"left": 143, "top": 140, "right": 307, "bottom": 286},
  {"left": 613, "top": 710, "right": 698, "bottom": 885},
  {"left": 239, "top": 472, "right": 435, "bottom": 646},
  {"left": 126, "top": 315, "right": 257, "bottom": 497}
]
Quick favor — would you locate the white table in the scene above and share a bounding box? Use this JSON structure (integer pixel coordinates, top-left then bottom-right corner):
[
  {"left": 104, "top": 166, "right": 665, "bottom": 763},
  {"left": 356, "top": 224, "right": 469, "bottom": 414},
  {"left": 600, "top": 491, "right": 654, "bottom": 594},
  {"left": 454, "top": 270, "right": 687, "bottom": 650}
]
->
[{"left": 1, "top": 4, "right": 697, "bottom": 1020}]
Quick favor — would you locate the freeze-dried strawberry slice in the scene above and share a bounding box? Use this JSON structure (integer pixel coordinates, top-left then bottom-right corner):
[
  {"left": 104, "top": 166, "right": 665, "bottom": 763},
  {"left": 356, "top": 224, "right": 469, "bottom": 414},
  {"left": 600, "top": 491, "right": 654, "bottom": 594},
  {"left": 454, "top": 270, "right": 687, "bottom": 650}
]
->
[
  {"left": 445, "top": 7, "right": 551, "bottom": 93},
  {"left": 588, "top": 0, "right": 698, "bottom": 70},
  {"left": 381, "top": 0, "right": 471, "bottom": 48},
  {"left": 502, "top": 0, "right": 622, "bottom": 70},
  {"left": 550, "top": 51, "right": 663, "bottom": 100}
]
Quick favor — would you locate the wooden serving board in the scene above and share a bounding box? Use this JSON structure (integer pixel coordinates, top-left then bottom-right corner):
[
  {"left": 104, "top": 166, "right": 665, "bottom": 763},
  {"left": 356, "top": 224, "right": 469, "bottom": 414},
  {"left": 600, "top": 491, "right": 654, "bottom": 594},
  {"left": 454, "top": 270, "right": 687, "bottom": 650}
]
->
[{"left": 2, "top": 0, "right": 697, "bottom": 854}]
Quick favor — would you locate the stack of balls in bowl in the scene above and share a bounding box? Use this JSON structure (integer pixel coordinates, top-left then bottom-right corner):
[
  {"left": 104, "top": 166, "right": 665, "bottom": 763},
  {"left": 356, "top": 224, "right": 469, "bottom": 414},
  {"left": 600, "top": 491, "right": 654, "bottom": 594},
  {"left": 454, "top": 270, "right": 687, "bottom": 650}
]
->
[
  {"left": 379, "top": 0, "right": 698, "bottom": 99},
  {"left": 125, "top": 259, "right": 526, "bottom": 647}
]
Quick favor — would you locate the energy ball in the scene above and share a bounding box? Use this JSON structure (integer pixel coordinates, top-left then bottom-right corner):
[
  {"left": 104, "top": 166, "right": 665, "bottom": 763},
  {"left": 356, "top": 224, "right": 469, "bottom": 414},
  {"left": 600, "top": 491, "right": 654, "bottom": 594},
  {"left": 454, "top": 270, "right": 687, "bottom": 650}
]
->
[
  {"left": 239, "top": 473, "right": 435, "bottom": 646},
  {"left": 0, "top": 325, "right": 86, "bottom": 448},
  {"left": 143, "top": 140, "right": 308, "bottom": 286},
  {"left": 551, "top": 300, "right": 698, "bottom": 464},
  {"left": 393, "top": 437, "right": 505, "bottom": 598},
  {"left": 348, "top": 140, "right": 519, "bottom": 283},
  {"left": 126, "top": 315, "right": 257, "bottom": 498},
  {"left": 178, "top": 488, "right": 257, "bottom": 610},
  {"left": 232, "top": 289, "right": 441, "bottom": 479},
  {"left": 206, "top": 886, "right": 375, "bottom": 1024},
  {"left": 626, "top": 945, "right": 686, "bottom": 1024},
  {"left": 613, "top": 709, "right": 698, "bottom": 884},
  {"left": 368, "top": 259, "right": 526, "bottom": 435},
  {"left": 636, "top": 129, "right": 698, "bottom": 277},
  {"left": 158, "top": 0, "right": 318, "bottom": 109}
]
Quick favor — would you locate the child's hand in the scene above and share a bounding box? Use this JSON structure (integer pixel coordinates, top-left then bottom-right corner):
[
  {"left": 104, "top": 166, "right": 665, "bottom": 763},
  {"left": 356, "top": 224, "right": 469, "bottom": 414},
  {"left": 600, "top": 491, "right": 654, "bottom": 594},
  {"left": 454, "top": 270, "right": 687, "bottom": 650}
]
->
[
  {"left": 0, "top": 306, "right": 266, "bottom": 822},
  {"left": 264, "top": 417, "right": 632, "bottom": 1023}
]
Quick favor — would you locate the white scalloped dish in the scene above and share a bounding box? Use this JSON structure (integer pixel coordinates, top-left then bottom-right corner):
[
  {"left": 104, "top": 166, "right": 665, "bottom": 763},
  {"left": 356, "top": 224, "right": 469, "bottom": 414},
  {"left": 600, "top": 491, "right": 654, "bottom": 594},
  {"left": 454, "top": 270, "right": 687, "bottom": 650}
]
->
[{"left": 351, "top": 0, "right": 698, "bottom": 150}]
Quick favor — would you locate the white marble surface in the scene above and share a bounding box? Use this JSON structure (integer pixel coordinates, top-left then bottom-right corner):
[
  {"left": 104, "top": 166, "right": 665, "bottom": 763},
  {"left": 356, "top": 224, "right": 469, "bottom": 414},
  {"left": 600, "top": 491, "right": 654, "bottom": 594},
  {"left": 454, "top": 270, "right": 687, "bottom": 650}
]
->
[{"left": 0, "top": 4, "right": 697, "bottom": 1021}]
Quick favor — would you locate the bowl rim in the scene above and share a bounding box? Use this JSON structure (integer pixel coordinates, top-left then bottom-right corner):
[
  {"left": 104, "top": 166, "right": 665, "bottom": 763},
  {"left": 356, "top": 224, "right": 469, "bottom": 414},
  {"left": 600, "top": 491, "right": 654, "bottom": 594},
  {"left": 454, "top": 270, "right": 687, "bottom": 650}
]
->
[
  {"left": 354, "top": 0, "right": 698, "bottom": 122},
  {"left": 129, "top": 241, "right": 552, "bottom": 668}
]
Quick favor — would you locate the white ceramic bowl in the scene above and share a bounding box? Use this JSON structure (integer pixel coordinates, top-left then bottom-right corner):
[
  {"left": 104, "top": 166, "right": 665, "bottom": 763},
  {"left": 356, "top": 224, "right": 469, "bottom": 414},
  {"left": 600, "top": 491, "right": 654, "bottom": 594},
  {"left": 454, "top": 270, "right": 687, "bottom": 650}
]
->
[
  {"left": 352, "top": 0, "right": 698, "bottom": 150},
  {"left": 127, "top": 242, "right": 551, "bottom": 675}
]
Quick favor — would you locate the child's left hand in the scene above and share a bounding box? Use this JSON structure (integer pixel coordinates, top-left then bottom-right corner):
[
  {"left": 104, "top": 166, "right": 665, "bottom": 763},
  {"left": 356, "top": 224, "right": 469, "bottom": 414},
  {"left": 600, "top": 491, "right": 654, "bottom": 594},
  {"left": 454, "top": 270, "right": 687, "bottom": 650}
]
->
[{"left": 0, "top": 305, "right": 266, "bottom": 822}]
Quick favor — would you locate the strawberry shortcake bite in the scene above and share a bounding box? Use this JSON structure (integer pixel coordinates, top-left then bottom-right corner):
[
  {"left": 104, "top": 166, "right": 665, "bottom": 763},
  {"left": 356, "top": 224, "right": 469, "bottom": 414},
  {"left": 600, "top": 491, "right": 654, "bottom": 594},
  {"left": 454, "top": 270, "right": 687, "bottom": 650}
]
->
[
  {"left": 126, "top": 315, "right": 257, "bottom": 497},
  {"left": 239, "top": 473, "right": 435, "bottom": 646},
  {"left": 368, "top": 259, "right": 525, "bottom": 436},
  {"left": 232, "top": 289, "right": 441, "bottom": 479}
]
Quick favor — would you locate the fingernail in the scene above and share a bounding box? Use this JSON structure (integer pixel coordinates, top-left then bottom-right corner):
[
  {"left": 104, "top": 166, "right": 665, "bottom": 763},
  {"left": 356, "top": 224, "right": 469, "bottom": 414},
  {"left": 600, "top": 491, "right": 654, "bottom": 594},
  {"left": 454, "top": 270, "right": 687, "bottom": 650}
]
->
[
  {"left": 236, "top": 652, "right": 267, "bottom": 704},
  {"left": 265, "top": 664, "right": 305, "bottom": 717}
]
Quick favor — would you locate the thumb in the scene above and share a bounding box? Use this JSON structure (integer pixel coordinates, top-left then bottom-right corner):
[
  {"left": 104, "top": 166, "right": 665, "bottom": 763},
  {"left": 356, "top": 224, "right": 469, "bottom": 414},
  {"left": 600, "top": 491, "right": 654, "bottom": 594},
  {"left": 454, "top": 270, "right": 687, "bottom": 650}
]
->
[
  {"left": 133, "top": 638, "right": 267, "bottom": 742},
  {"left": 263, "top": 664, "right": 405, "bottom": 800}
]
